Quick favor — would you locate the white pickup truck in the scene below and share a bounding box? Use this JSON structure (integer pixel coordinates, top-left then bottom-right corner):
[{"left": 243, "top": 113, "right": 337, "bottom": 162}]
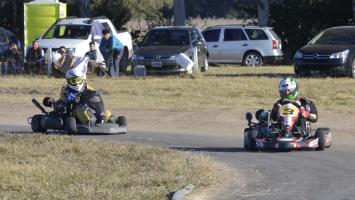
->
[{"left": 38, "top": 16, "right": 133, "bottom": 73}]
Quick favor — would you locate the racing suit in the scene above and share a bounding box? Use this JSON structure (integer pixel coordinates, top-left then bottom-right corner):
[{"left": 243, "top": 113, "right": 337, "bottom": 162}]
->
[
  {"left": 271, "top": 94, "right": 318, "bottom": 136},
  {"left": 60, "top": 84, "right": 112, "bottom": 124}
]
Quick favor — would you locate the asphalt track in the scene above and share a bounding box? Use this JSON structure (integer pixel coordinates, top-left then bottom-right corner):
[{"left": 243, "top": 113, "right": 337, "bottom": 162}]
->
[{"left": 1, "top": 125, "right": 355, "bottom": 200}]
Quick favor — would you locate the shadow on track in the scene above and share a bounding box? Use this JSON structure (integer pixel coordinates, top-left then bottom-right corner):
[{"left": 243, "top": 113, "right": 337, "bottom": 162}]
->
[{"left": 171, "top": 147, "right": 246, "bottom": 153}]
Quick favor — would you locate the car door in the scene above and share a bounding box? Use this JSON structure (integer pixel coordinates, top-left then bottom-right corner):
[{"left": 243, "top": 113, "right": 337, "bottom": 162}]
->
[
  {"left": 202, "top": 28, "right": 221, "bottom": 62},
  {"left": 219, "top": 28, "right": 249, "bottom": 63},
  {"left": 190, "top": 28, "right": 207, "bottom": 67}
]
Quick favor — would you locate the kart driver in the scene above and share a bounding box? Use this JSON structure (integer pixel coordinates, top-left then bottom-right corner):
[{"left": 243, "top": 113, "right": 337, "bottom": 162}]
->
[
  {"left": 57, "top": 54, "right": 113, "bottom": 124},
  {"left": 271, "top": 77, "right": 318, "bottom": 137}
]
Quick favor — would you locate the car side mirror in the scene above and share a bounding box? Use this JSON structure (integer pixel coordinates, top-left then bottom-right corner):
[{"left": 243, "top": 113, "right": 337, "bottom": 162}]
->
[{"left": 35, "top": 35, "right": 42, "bottom": 40}]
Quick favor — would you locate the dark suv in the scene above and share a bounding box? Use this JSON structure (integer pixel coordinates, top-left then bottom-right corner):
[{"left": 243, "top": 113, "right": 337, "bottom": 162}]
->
[
  {"left": 132, "top": 26, "right": 208, "bottom": 74},
  {"left": 294, "top": 26, "right": 355, "bottom": 78}
]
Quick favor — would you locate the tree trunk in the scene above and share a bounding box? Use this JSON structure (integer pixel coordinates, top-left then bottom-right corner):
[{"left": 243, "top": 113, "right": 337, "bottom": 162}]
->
[
  {"left": 258, "top": 0, "right": 269, "bottom": 26},
  {"left": 174, "top": 0, "right": 186, "bottom": 26},
  {"left": 78, "top": 0, "right": 90, "bottom": 18}
]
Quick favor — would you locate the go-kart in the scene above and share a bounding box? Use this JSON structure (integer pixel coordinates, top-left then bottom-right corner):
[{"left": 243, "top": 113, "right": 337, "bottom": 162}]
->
[
  {"left": 28, "top": 90, "right": 127, "bottom": 134},
  {"left": 243, "top": 101, "right": 331, "bottom": 151}
]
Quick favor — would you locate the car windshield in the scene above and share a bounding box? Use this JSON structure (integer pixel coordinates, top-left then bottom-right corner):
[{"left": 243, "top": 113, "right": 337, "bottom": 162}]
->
[
  {"left": 309, "top": 28, "right": 355, "bottom": 45},
  {"left": 142, "top": 29, "right": 190, "bottom": 46},
  {"left": 43, "top": 24, "right": 91, "bottom": 39}
]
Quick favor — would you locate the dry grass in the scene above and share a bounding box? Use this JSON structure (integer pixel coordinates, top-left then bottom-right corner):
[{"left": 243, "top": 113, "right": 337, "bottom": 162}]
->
[
  {"left": 1, "top": 65, "right": 355, "bottom": 112},
  {"left": 0, "top": 134, "right": 217, "bottom": 200}
]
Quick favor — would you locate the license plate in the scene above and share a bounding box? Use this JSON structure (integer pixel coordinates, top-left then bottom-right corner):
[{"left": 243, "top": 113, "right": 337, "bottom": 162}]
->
[{"left": 151, "top": 61, "right": 162, "bottom": 68}]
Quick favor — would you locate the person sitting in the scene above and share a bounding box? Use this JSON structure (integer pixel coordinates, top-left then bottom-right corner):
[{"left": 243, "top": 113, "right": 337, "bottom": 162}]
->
[
  {"left": 3, "top": 42, "right": 22, "bottom": 75},
  {"left": 84, "top": 41, "right": 106, "bottom": 76},
  {"left": 25, "top": 40, "right": 45, "bottom": 75},
  {"left": 52, "top": 46, "right": 77, "bottom": 77},
  {"left": 59, "top": 58, "right": 113, "bottom": 124},
  {"left": 271, "top": 77, "right": 318, "bottom": 137}
]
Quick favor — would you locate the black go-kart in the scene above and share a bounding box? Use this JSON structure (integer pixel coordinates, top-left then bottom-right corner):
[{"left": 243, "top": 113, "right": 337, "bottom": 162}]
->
[
  {"left": 244, "top": 102, "right": 331, "bottom": 151},
  {"left": 28, "top": 90, "right": 127, "bottom": 134}
]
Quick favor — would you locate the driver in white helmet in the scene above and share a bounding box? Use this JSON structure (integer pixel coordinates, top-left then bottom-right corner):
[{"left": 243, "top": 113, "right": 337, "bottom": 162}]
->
[
  {"left": 271, "top": 77, "right": 318, "bottom": 137},
  {"left": 59, "top": 57, "right": 112, "bottom": 124}
]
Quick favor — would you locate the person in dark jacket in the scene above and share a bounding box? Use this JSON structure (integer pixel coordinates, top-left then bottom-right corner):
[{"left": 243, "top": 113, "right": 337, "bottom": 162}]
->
[
  {"left": 3, "top": 42, "right": 22, "bottom": 75},
  {"left": 25, "top": 40, "right": 44, "bottom": 75},
  {"left": 99, "top": 29, "right": 123, "bottom": 77}
]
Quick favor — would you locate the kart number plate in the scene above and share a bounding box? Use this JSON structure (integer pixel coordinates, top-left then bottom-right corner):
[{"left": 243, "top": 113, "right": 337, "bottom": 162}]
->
[{"left": 151, "top": 61, "right": 162, "bottom": 68}]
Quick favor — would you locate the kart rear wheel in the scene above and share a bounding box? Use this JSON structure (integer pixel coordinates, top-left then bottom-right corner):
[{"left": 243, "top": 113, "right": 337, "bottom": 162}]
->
[
  {"left": 31, "top": 115, "right": 47, "bottom": 133},
  {"left": 247, "top": 138, "right": 257, "bottom": 151},
  {"left": 117, "top": 116, "right": 127, "bottom": 126},
  {"left": 65, "top": 117, "right": 77, "bottom": 134}
]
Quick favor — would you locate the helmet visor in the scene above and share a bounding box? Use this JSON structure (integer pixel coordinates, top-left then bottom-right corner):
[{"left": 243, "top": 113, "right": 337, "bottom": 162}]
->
[
  {"left": 67, "top": 76, "right": 84, "bottom": 86},
  {"left": 280, "top": 88, "right": 296, "bottom": 100}
]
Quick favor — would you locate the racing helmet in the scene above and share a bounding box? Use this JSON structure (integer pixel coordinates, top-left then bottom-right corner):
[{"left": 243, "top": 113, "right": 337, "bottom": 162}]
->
[
  {"left": 65, "top": 68, "right": 85, "bottom": 92},
  {"left": 278, "top": 77, "right": 299, "bottom": 100}
]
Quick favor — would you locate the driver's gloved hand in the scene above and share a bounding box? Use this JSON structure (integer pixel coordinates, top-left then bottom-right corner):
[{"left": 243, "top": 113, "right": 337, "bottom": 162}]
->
[{"left": 300, "top": 107, "right": 310, "bottom": 119}]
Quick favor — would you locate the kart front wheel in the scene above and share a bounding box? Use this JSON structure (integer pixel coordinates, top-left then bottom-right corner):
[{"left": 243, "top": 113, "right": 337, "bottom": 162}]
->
[
  {"left": 117, "top": 116, "right": 127, "bottom": 126},
  {"left": 315, "top": 129, "right": 326, "bottom": 151},
  {"left": 31, "top": 115, "right": 47, "bottom": 133},
  {"left": 65, "top": 117, "right": 77, "bottom": 134}
]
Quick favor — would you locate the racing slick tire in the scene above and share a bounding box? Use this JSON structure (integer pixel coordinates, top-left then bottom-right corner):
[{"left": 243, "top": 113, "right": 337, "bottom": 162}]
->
[
  {"left": 244, "top": 128, "right": 258, "bottom": 151},
  {"left": 316, "top": 128, "right": 331, "bottom": 149},
  {"left": 31, "top": 115, "right": 47, "bottom": 133},
  {"left": 117, "top": 116, "right": 127, "bottom": 126},
  {"left": 65, "top": 117, "right": 77, "bottom": 134},
  {"left": 315, "top": 128, "right": 327, "bottom": 151}
]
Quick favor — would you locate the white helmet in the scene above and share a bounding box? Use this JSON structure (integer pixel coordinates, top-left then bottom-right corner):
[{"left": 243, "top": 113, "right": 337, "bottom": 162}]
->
[
  {"left": 65, "top": 61, "right": 87, "bottom": 92},
  {"left": 278, "top": 77, "right": 299, "bottom": 100}
]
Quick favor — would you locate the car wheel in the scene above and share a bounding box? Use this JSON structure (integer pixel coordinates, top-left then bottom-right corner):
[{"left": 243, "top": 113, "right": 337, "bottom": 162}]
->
[
  {"left": 201, "top": 57, "right": 209, "bottom": 72},
  {"left": 243, "top": 52, "right": 263, "bottom": 67},
  {"left": 119, "top": 49, "right": 129, "bottom": 74},
  {"left": 65, "top": 117, "right": 77, "bottom": 134},
  {"left": 31, "top": 115, "right": 47, "bottom": 133}
]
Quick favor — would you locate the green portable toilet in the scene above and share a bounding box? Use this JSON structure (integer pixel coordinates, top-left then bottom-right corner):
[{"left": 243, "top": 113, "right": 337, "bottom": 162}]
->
[{"left": 24, "top": 0, "right": 66, "bottom": 49}]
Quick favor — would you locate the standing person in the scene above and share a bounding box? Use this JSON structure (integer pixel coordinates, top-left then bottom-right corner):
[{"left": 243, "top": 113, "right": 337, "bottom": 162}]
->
[
  {"left": 84, "top": 41, "right": 105, "bottom": 76},
  {"left": 99, "top": 29, "right": 123, "bottom": 77},
  {"left": 4, "top": 42, "right": 22, "bottom": 75},
  {"left": 25, "top": 40, "right": 44, "bottom": 75}
]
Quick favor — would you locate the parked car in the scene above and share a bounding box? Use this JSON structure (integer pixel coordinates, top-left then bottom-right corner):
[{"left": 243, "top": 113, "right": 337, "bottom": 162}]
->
[
  {"left": 201, "top": 25, "right": 283, "bottom": 66},
  {"left": 0, "top": 27, "right": 21, "bottom": 59},
  {"left": 294, "top": 26, "right": 355, "bottom": 78},
  {"left": 132, "top": 26, "right": 209, "bottom": 74},
  {"left": 38, "top": 16, "right": 133, "bottom": 72}
]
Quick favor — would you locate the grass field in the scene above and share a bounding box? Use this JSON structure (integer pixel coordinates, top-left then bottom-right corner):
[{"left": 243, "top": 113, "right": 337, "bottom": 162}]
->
[
  {"left": 0, "top": 134, "right": 217, "bottom": 200},
  {"left": 1, "top": 65, "right": 355, "bottom": 112}
]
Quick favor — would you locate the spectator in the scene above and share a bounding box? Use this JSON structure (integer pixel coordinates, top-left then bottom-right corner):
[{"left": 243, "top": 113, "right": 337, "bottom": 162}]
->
[
  {"left": 25, "top": 40, "right": 44, "bottom": 75},
  {"left": 84, "top": 41, "right": 105, "bottom": 75},
  {"left": 52, "top": 46, "right": 77, "bottom": 77},
  {"left": 3, "top": 42, "right": 22, "bottom": 75},
  {"left": 99, "top": 29, "right": 123, "bottom": 77}
]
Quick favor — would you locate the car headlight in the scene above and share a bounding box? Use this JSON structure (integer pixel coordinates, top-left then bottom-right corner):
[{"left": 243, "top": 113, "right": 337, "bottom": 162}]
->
[
  {"left": 132, "top": 54, "right": 144, "bottom": 61},
  {"left": 329, "top": 49, "right": 349, "bottom": 62},
  {"left": 294, "top": 51, "right": 303, "bottom": 59}
]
